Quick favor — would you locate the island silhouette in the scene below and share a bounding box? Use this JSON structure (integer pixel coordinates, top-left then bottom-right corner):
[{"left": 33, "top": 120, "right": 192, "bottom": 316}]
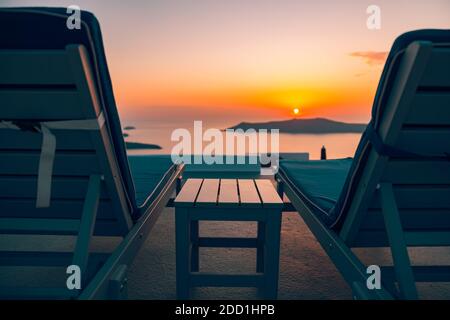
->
[
  {"left": 125, "top": 142, "right": 162, "bottom": 150},
  {"left": 228, "top": 118, "right": 366, "bottom": 134}
]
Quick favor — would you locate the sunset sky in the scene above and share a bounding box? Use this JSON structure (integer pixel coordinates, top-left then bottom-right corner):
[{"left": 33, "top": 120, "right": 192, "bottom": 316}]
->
[{"left": 2, "top": 0, "right": 450, "bottom": 124}]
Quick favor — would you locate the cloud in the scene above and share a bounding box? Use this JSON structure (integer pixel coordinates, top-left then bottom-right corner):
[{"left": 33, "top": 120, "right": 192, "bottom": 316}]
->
[{"left": 349, "top": 51, "right": 388, "bottom": 65}]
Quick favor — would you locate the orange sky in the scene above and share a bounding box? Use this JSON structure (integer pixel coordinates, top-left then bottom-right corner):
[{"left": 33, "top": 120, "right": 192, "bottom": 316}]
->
[{"left": 5, "top": 0, "right": 450, "bottom": 124}]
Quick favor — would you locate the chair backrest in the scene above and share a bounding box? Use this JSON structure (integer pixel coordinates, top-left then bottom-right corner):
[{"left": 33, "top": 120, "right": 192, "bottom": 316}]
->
[
  {"left": 0, "top": 8, "right": 139, "bottom": 236},
  {"left": 0, "top": 45, "right": 134, "bottom": 235},
  {"left": 336, "top": 32, "right": 450, "bottom": 247}
]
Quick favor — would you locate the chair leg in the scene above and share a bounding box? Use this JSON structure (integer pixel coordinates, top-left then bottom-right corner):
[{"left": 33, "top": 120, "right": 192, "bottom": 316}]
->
[
  {"left": 108, "top": 265, "right": 128, "bottom": 300},
  {"left": 256, "top": 221, "right": 265, "bottom": 273},
  {"left": 380, "top": 183, "right": 418, "bottom": 300},
  {"left": 190, "top": 220, "right": 199, "bottom": 272}
]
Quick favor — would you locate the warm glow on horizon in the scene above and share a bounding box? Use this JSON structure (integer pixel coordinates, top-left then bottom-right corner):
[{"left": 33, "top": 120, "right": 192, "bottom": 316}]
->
[{"left": 5, "top": 0, "right": 449, "bottom": 124}]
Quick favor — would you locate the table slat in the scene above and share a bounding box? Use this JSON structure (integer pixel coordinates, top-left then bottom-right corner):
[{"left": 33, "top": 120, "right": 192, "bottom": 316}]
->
[
  {"left": 255, "top": 179, "right": 283, "bottom": 208},
  {"left": 174, "top": 179, "right": 203, "bottom": 206},
  {"left": 238, "top": 179, "right": 261, "bottom": 207},
  {"left": 196, "top": 179, "right": 220, "bottom": 206},
  {"left": 218, "top": 179, "right": 239, "bottom": 206}
]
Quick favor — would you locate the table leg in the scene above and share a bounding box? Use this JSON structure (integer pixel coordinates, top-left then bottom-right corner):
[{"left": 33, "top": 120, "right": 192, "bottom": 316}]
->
[
  {"left": 256, "top": 221, "right": 265, "bottom": 273},
  {"left": 191, "top": 220, "right": 199, "bottom": 272},
  {"left": 264, "top": 210, "right": 282, "bottom": 299},
  {"left": 175, "top": 208, "right": 190, "bottom": 299}
]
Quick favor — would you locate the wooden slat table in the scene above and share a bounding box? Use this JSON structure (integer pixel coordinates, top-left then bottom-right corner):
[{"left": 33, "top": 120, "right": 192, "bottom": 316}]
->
[{"left": 174, "top": 178, "right": 283, "bottom": 299}]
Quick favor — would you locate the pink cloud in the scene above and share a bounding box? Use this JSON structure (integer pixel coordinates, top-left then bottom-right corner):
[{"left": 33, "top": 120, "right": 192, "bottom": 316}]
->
[{"left": 350, "top": 51, "right": 388, "bottom": 65}]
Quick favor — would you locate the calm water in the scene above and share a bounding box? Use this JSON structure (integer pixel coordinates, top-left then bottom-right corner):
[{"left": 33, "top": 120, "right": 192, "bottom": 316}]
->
[{"left": 124, "top": 120, "right": 362, "bottom": 160}]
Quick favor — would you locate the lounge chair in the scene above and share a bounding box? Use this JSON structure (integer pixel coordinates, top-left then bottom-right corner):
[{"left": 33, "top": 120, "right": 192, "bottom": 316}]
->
[
  {"left": 276, "top": 30, "right": 450, "bottom": 300},
  {"left": 0, "top": 8, "right": 183, "bottom": 299}
]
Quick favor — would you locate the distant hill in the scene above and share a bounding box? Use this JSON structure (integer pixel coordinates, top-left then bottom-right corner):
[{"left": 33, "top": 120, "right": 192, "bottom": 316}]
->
[
  {"left": 228, "top": 118, "right": 366, "bottom": 134},
  {"left": 125, "top": 142, "right": 162, "bottom": 150}
]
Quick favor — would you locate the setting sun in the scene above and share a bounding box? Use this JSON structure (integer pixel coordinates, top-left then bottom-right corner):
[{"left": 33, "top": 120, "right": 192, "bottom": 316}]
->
[{"left": 293, "top": 108, "right": 300, "bottom": 116}]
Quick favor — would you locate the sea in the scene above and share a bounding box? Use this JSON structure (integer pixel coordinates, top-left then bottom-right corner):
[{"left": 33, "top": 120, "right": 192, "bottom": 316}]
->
[{"left": 123, "top": 119, "right": 363, "bottom": 160}]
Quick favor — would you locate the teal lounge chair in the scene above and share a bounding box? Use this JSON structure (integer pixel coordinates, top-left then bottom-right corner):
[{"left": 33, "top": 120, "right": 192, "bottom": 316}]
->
[
  {"left": 0, "top": 8, "right": 183, "bottom": 299},
  {"left": 276, "top": 30, "right": 450, "bottom": 300}
]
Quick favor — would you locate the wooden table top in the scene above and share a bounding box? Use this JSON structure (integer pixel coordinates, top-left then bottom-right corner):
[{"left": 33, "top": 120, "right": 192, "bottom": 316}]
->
[{"left": 174, "top": 178, "right": 283, "bottom": 209}]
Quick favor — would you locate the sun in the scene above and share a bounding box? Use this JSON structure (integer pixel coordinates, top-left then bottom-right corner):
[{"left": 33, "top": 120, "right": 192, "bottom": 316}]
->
[{"left": 293, "top": 108, "right": 300, "bottom": 116}]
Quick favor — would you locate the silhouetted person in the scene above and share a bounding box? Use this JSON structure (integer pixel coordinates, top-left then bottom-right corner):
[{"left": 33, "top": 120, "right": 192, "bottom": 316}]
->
[{"left": 321, "top": 145, "right": 327, "bottom": 160}]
